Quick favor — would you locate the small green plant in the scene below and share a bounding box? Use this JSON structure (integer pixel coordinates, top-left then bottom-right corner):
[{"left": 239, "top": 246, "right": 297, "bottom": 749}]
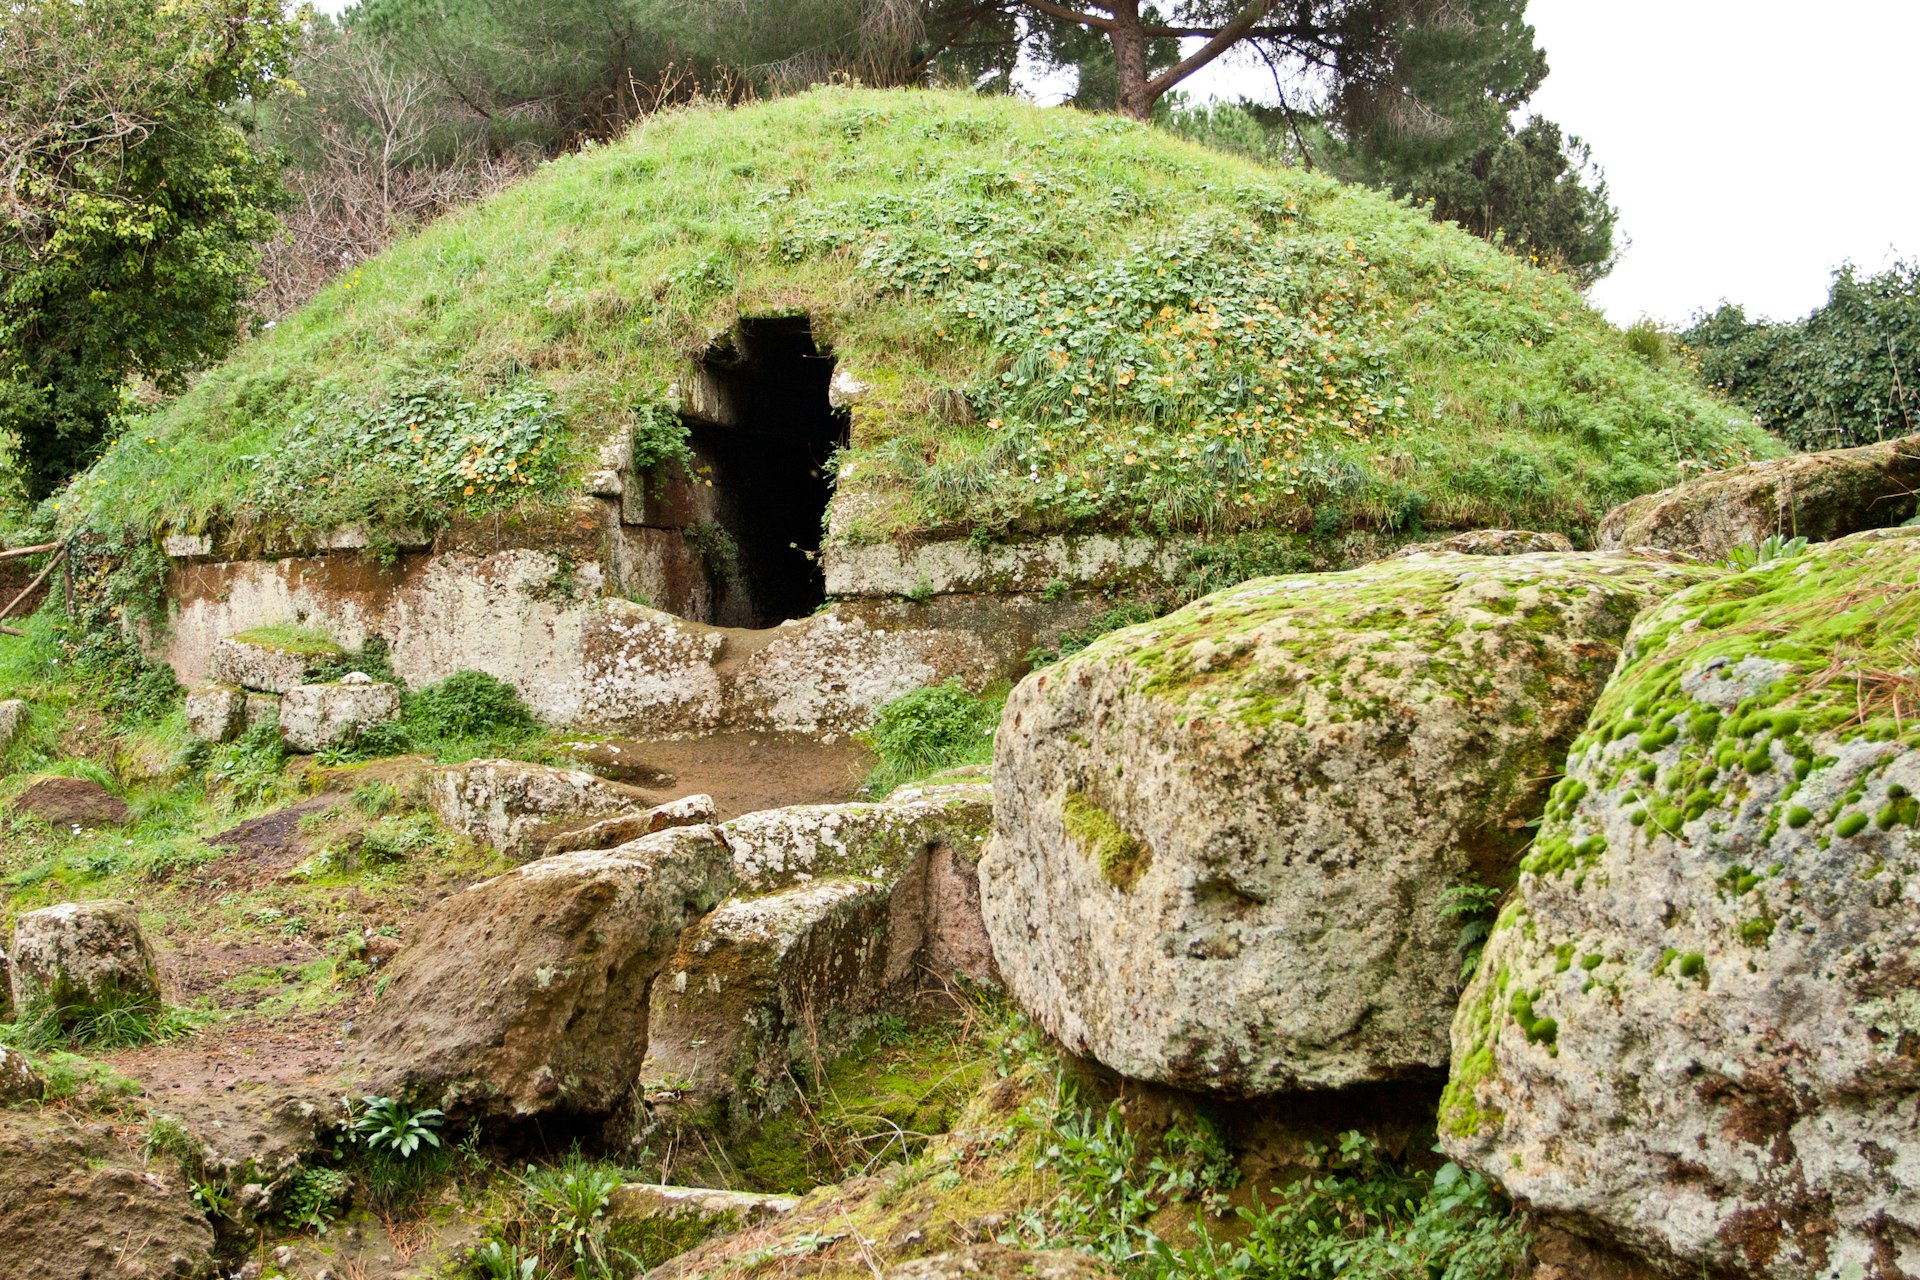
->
[
  {"left": 859, "top": 678, "right": 1000, "bottom": 795},
  {"left": 1724, "top": 534, "right": 1809, "bottom": 571},
  {"left": 281, "top": 1165, "right": 351, "bottom": 1232},
  {"left": 2, "top": 988, "right": 206, "bottom": 1052},
  {"left": 207, "top": 720, "right": 291, "bottom": 808},
  {"left": 1438, "top": 884, "right": 1504, "bottom": 983},
  {"left": 467, "top": 1241, "right": 541, "bottom": 1280},
  {"left": 517, "top": 1152, "right": 638, "bottom": 1278},
  {"left": 350, "top": 1095, "right": 445, "bottom": 1160},
  {"left": 686, "top": 521, "right": 742, "bottom": 586}
]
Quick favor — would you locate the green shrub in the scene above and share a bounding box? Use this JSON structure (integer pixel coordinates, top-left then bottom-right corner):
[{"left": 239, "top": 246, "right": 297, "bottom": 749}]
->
[
  {"left": 403, "top": 670, "right": 537, "bottom": 743},
  {"left": 1683, "top": 262, "right": 1920, "bottom": 450},
  {"left": 860, "top": 679, "right": 1000, "bottom": 795}
]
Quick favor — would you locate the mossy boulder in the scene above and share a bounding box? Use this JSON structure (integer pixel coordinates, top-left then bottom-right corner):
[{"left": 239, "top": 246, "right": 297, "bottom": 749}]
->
[
  {"left": 1441, "top": 527, "right": 1920, "bottom": 1279},
  {"left": 982, "top": 550, "right": 1712, "bottom": 1095},
  {"left": 7, "top": 900, "right": 161, "bottom": 1022},
  {"left": 209, "top": 631, "right": 344, "bottom": 694},
  {"left": 1597, "top": 432, "right": 1920, "bottom": 560}
]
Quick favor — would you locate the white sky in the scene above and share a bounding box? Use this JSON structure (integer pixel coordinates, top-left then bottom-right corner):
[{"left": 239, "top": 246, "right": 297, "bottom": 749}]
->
[
  {"left": 311, "top": 0, "right": 1917, "bottom": 326},
  {"left": 1180, "top": 0, "right": 1920, "bottom": 326}
]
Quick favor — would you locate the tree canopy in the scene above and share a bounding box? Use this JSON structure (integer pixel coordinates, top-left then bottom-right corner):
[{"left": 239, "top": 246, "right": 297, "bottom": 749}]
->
[{"left": 0, "top": 0, "right": 303, "bottom": 500}]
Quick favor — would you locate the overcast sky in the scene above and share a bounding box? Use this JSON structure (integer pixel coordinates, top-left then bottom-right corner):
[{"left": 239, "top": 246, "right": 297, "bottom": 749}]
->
[
  {"left": 1180, "top": 0, "right": 1920, "bottom": 326},
  {"left": 312, "top": 0, "right": 1914, "bottom": 327}
]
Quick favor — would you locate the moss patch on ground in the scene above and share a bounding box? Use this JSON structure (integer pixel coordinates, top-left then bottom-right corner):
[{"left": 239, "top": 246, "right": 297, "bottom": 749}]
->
[{"left": 60, "top": 87, "right": 1771, "bottom": 552}]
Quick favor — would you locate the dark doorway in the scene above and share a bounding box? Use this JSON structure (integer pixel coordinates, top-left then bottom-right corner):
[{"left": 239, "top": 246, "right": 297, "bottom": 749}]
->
[{"left": 680, "top": 316, "right": 849, "bottom": 629}]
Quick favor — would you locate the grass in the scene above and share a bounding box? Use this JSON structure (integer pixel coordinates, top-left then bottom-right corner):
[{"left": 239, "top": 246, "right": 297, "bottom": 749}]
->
[
  {"left": 228, "top": 623, "right": 344, "bottom": 656},
  {"left": 857, "top": 678, "right": 1001, "bottom": 796},
  {"left": 57, "top": 87, "right": 1774, "bottom": 552}
]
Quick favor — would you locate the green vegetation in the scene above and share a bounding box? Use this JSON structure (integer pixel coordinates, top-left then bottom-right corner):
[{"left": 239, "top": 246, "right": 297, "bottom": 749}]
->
[
  {"left": 859, "top": 678, "right": 1001, "bottom": 795},
  {"left": 1063, "top": 791, "right": 1151, "bottom": 891},
  {"left": 62, "top": 88, "right": 1769, "bottom": 552},
  {"left": 1, "top": 0, "right": 303, "bottom": 499},
  {"left": 1684, "top": 261, "right": 1920, "bottom": 450}
]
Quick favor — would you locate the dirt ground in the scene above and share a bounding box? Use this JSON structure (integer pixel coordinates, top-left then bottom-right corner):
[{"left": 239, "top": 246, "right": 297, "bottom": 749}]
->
[{"left": 559, "top": 730, "right": 875, "bottom": 818}]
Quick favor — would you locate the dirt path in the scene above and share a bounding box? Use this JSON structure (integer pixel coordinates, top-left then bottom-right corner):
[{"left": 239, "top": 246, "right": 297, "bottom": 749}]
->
[{"left": 561, "top": 730, "right": 875, "bottom": 818}]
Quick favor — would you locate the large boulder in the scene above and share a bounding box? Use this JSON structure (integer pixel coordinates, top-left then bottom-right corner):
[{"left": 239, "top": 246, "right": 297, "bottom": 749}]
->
[
  {"left": 982, "top": 552, "right": 1713, "bottom": 1095},
  {"left": 208, "top": 632, "right": 342, "bottom": 694},
  {"left": 646, "top": 787, "right": 998, "bottom": 1125},
  {"left": 427, "top": 758, "right": 677, "bottom": 858},
  {"left": 643, "top": 877, "right": 896, "bottom": 1119},
  {"left": 8, "top": 900, "right": 161, "bottom": 1019},
  {"left": 9, "top": 775, "right": 129, "bottom": 829},
  {"left": 278, "top": 679, "right": 401, "bottom": 752},
  {"left": 1441, "top": 527, "right": 1920, "bottom": 1280},
  {"left": 355, "top": 825, "right": 734, "bottom": 1118},
  {"left": 1597, "top": 433, "right": 1920, "bottom": 561},
  {"left": 0, "top": 1111, "right": 216, "bottom": 1279}
]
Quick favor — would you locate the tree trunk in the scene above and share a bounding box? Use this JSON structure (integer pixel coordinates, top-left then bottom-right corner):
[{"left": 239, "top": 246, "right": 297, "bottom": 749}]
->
[{"left": 1107, "top": 0, "right": 1152, "bottom": 120}]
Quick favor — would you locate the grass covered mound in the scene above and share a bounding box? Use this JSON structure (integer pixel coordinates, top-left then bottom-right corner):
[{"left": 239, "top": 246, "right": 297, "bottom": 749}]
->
[{"left": 62, "top": 86, "right": 1773, "bottom": 548}]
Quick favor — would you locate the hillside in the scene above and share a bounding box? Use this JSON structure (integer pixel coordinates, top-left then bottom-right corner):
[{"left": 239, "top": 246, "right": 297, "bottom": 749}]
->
[{"left": 61, "top": 86, "right": 1774, "bottom": 549}]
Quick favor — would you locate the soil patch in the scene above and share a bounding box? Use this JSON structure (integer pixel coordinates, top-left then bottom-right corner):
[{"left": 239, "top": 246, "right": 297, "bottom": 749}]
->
[
  {"left": 561, "top": 731, "right": 874, "bottom": 819},
  {"left": 207, "top": 796, "right": 338, "bottom": 871}
]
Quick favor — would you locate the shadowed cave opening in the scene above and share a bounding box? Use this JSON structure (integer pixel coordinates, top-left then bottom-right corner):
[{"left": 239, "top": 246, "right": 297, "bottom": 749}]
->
[{"left": 639, "top": 315, "right": 850, "bottom": 629}]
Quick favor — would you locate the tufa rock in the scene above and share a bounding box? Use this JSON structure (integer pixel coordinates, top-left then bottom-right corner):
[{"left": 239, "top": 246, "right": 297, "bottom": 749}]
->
[
  {"left": 884, "top": 1248, "right": 1121, "bottom": 1279},
  {"left": 0, "top": 1110, "right": 217, "bottom": 1280},
  {"left": 645, "top": 787, "right": 998, "bottom": 1128},
  {"left": 982, "top": 551, "right": 1714, "bottom": 1095},
  {"left": 209, "top": 633, "right": 343, "bottom": 694},
  {"left": 1390, "top": 529, "right": 1574, "bottom": 558},
  {"left": 1597, "top": 432, "right": 1920, "bottom": 561},
  {"left": 0, "top": 699, "right": 25, "bottom": 755},
  {"left": 0, "top": 1047, "right": 42, "bottom": 1106},
  {"left": 10, "top": 775, "right": 129, "bottom": 829},
  {"left": 244, "top": 692, "right": 280, "bottom": 731},
  {"left": 643, "top": 877, "right": 896, "bottom": 1121},
  {"left": 8, "top": 900, "right": 162, "bottom": 1019},
  {"left": 535, "top": 793, "right": 721, "bottom": 859},
  {"left": 605, "top": 1182, "right": 799, "bottom": 1234},
  {"left": 355, "top": 825, "right": 734, "bottom": 1119},
  {"left": 184, "top": 683, "right": 248, "bottom": 744},
  {"left": 278, "top": 680, "right": 401, "bottom": 753},
  {"left": 427, "top": 758, "right": 667, "bottom": 858},
  {"left": 723, "top": 784, "right": 994, "bottom": 891},
  {"left": 1442, "top": 527, "right": 1920, "bottom": 1280}
]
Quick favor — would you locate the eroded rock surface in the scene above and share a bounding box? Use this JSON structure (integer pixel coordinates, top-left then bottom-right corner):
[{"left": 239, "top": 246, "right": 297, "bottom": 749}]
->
[
  {"left": 1391, "top": 529, "right": 1574, "bottom": 558},
  {"left": 8, "top": 900, "right": 161, "bottom": 1017},
  {"left": 983, "top": 552, "right": 1713, "bottom": 1094},
  {"left": 1597, "top": 433, "right": 1920, "bottom": 560},
  {"left": 279, "top": 680, "right": 401, "bottom": 752},
  {"left": 1442, "top": 528, "right": 1920, "bottom": 1280},
  {"left": 647, "top": 787, "right": 998, "bottom": 1125},
  {"left": 427, "top": 758, "right": 665, "bottom": 857},
  {"left": 209, "top": 633, "right": 341, "bottom": 694},
  {"left": 0, "top": 1048, "right": 42, "bottom": 1105},
  {"left": 184, "top": 682, "right": 248, "bottom": 743},
  {"left": 10, "top": 775, "right": 129, "bottom": 829},
  {"left": 356, "top": 825, "right": 734, "bottom": 1118},
  {"left": 0, "top": 1110, "right": 216, "bottom": 1280},
  {"left": 885, "top": 1249, "right": 1120, "bottom": 1280},
  {"left": 0, "top": 699, "right": 25, "bottom": 755},
  {"left": 724, "top": 785, "right": 993, "bottom": 891}
]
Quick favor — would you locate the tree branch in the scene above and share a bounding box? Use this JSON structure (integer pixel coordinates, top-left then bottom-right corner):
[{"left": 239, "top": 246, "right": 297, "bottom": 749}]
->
[{"left": 1146, "top": 0, "right": 1274, "bottom": 98}]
